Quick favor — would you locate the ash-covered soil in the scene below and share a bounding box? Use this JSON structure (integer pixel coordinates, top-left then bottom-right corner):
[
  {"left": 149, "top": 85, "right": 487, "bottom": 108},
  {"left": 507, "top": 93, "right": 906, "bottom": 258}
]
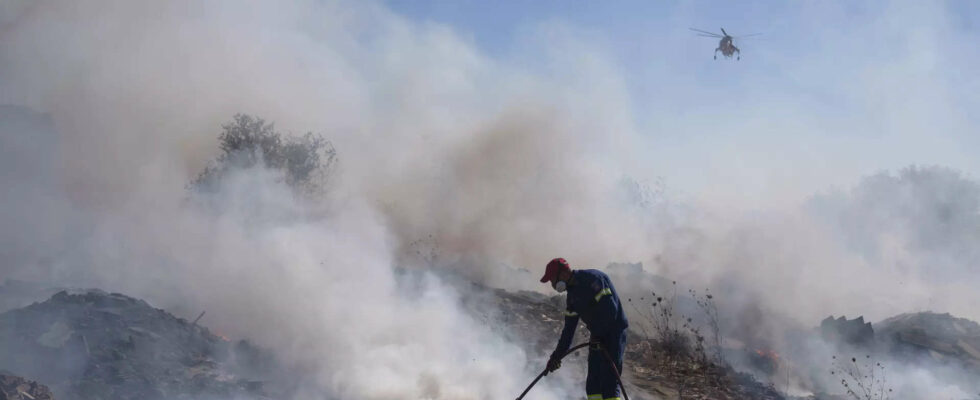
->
[
  {"left": 0, "top": 373, "right": 55, "bottom": 400},
  {"left": 876, "top": 312, "right": 980, "bottom": 371},
  {"left": 0, "top": 289, "right": 280, "bottom": 400},
  {"left": 0, "top": 283, "right": 784, "bottom": 400},
  {"left": 459, "top": 284, "right": 784, "bottom": 400},
  {"left": 3, "top": 282, "right": 977, "bottom": 399}
]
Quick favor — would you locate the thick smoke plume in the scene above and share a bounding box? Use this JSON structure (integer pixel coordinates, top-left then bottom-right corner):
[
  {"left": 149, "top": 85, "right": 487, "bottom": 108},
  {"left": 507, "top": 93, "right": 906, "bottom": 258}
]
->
[
  {"left": 0, "top": 1, "right": 644, "bottom": 398},
  {"left": 2, "top": 0, "right": 978, "bottom": 398}
]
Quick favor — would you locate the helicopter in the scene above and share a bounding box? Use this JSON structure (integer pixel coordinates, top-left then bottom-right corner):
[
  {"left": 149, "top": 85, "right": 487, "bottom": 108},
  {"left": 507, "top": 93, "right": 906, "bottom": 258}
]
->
[{"left": 689, "top": 28, "right": 760, "bottom": 60}]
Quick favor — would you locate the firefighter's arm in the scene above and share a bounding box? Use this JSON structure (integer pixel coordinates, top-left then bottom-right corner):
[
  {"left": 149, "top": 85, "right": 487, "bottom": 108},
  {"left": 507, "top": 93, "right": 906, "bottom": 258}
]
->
[
  {"left": 552, "top": 310, "right": 579, "bottom": 359},
  {"left": 546, "top": 310, "right": 578, "bottom": 374}
]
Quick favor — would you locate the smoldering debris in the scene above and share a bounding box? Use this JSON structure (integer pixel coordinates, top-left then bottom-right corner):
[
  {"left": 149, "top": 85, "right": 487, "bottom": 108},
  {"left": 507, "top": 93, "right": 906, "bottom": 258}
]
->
[
  {"left": 626, "top": 339, "right": 784, "bottom": 400},
  {"left": 0, "top": 289, "right": 284, "bottom": 400},
  {"left": 817, "top": 311, "right": 980, "bottom": 375},
  {"left": 2, "top": 278, "right": 978, "bottom": 399},
  {"left": 877, "top": 312, "right": 980, "bottom": 372},
  {"left": 455, "top": 278, "right": 785, "bottom": 400},
  {"left": 470, "top": 262, "right": 980, "bottom": 399},
  {"left": 0, "top": 374, "right": 55, "bottom": 400}
]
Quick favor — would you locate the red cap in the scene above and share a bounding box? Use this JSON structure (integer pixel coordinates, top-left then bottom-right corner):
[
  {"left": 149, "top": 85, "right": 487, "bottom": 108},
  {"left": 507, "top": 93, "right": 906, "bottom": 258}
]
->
[{"left": 540, "top": 258, "right": 570, "bottom": 283}]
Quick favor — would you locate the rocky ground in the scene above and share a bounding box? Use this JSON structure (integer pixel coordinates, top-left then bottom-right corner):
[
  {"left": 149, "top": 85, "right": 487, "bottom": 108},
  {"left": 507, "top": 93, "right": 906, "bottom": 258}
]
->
[
  {"left": 466, "top": 283, "right": 980, "bottom": 400},
  {"left": 876, "top": 311, "right": 980, "bottom": 372},
  {"left": 0, "top": 283, "right": 787, "bottom": 400},
  {"left": 0, "top": 289, "right": 279, "bottom": 400},
  {"left": 2, "top": 281, "right": 978, "bottom": 399},
  {"left": 0, "top": 374, "right": 55, "bottom": 400},
  {"left": 462, "top": 285, "right": 784, "bottom": 400}
]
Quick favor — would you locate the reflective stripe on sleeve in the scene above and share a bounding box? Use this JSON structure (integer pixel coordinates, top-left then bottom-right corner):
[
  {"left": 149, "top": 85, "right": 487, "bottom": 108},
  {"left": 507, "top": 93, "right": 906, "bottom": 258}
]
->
[
  {"left": 594, "top": 288, "right": 612, "bottom": 302},
  {"left": 564, "top": 310, "right": 578, "bottom": 317},
  {"left": 587, "top": 395, "right": 602, "bottom": 400}
]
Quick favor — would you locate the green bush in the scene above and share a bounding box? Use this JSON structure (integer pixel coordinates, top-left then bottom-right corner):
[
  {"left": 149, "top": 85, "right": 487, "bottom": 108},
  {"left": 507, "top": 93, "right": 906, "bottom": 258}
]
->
[{"left": 191, "top": 114, "right": 336, "bottom": 194}]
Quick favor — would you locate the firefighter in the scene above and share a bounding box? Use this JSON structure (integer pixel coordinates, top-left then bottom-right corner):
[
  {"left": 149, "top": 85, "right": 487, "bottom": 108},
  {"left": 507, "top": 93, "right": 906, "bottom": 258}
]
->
[{"left": 540, "top": 257, "right": 629, "bottom": 400}]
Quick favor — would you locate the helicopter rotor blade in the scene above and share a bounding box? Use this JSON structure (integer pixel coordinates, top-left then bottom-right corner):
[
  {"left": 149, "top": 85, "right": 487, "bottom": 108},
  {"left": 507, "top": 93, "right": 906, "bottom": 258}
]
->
[
  {"left": 734, "top": 33, "right": 763, "bottom": 38},
  {"left": 720, "top": 28, "right": 728, "bottom": 36},
  {"left": 696, "top": 33, "right": 721, "bottom": 38},
  {"left": 689, "top": 28, "right": 722, "bottom": 37}
]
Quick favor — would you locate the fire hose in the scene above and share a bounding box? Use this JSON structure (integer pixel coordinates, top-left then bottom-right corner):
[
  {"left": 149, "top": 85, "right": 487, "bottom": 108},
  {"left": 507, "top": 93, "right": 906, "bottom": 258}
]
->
[{"left": 515, "top": 342, "right": 630, "bottom": 400}]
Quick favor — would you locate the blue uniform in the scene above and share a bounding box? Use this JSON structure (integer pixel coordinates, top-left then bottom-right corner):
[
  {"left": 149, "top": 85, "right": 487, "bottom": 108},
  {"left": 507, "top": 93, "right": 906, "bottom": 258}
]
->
[{"left": 551, "top": 269, "right": 629, "bottom": 400}]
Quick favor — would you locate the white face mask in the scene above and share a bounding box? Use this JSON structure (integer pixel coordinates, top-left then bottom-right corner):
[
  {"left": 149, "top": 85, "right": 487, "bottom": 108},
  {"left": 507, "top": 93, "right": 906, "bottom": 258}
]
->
[{"left": 554, "top": 280, "right": 567, "bottom": 293}]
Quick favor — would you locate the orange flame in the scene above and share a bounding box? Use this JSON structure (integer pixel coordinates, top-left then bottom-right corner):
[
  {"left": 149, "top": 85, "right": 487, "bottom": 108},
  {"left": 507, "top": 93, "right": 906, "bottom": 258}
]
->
[
  {"left": 213, "top": 330, "right": 230, "bottom": 341},
  {"left": 755, "top": 349, "right": 780, "bottom": 362}
]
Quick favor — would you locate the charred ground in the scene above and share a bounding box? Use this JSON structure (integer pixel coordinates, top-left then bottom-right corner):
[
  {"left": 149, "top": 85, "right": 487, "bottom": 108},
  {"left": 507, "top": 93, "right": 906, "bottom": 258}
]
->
[
  {"left": 2, "top": 280, "right": 978, "bottom": 399},
  {"left": 0, "top": 289, "right": 285, "bottom": 400}
]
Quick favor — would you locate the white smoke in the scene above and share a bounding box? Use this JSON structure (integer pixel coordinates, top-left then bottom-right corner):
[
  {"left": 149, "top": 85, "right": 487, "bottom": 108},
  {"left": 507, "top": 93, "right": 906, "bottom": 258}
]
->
[
  {"left": 0, "top": 0, "right": 642, "bottom": 398},
  {"left": 2, "top": 0, "right": 979, "bottom": 398}
]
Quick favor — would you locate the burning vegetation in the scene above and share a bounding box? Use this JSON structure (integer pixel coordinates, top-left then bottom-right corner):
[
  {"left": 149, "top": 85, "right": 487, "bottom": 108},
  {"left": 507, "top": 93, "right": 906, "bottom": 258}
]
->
[
  {"left": 2, "top": 111, "right": 979, "bottom": 400},
  {"left": 6, "top": 275, "right": 980, "bottom": 399}
]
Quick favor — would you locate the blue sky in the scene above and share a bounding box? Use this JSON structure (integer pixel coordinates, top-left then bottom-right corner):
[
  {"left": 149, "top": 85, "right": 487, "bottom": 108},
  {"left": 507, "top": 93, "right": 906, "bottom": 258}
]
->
[
  {"left": 383, "top": 1, "right": 980, "bottom": 204},
  {"left": 0, "top": 0, "right": 975, "bottom": 206}
]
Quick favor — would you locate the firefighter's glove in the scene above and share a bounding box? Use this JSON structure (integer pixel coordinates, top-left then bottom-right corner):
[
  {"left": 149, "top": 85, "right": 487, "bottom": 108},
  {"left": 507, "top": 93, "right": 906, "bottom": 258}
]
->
[{"left": 545, "top": 355, "right": 562, "bottom": 375}]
